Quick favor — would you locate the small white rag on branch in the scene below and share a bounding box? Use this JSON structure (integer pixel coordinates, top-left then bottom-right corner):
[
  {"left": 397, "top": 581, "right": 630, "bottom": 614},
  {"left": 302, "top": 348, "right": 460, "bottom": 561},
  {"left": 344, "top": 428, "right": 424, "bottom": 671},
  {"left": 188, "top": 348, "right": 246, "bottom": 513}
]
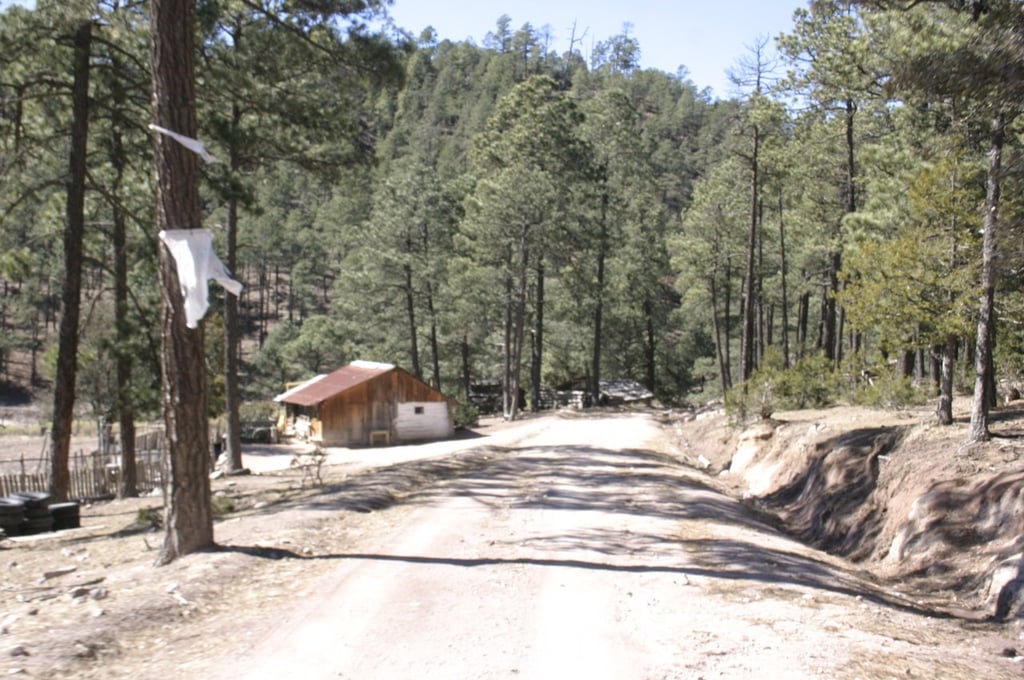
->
[
  {"left": 159, "top": 229, "right": 243, "bottom": 329},
  {"left": 148, "top": 123, "right": 221, "bottom": 164}
]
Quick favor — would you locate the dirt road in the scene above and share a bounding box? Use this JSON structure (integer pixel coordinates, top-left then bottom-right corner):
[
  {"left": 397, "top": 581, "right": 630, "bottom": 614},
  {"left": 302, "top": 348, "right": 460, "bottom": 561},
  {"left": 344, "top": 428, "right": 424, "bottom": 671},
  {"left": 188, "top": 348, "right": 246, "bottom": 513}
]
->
[{"left": 185, "top": 412, "right": 1015, "bottom": 680}]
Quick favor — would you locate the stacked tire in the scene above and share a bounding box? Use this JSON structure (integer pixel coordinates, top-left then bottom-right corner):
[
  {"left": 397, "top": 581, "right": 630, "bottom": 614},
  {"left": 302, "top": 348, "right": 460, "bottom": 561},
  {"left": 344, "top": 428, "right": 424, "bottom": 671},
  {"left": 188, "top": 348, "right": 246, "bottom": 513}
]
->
[
  {"left": 49, "top": 501, "right": 81, "bottom": 530},
  {"left": 0, "top": 498, "right": 25, "bottom": 536},
  {"left": 0, "top": 493, "right": 81, "bottom": 535},
  {"left": 10, "top": 492, "right": 53, "bottom": 534}
]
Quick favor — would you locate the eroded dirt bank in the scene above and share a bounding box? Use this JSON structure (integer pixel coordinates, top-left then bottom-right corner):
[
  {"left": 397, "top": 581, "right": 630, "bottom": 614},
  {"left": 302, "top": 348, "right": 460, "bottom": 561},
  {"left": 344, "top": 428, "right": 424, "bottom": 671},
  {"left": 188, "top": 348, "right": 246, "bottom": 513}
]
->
[
  {"left": 1, "top": 407, "right": 1023, "bottom": 679},
  {"left": 671, "top": 399, "right": 1024, "bottom": 622}
]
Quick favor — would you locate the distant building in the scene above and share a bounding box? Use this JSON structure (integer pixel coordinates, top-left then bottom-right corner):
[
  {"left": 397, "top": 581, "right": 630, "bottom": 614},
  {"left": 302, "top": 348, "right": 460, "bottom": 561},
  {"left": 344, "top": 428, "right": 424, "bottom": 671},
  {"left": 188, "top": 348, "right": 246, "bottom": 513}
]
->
[
  {"left": 274, "top": 361, "right": 454, "bottom": 446},
  {"left": 598, "top": 379, "right": 654, "bottom": 406}
]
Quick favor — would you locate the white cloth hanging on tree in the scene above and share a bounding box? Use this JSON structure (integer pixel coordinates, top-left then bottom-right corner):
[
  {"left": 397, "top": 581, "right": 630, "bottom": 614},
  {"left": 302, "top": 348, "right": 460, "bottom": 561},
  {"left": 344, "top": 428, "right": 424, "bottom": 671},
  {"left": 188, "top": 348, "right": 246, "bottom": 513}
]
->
[
  {"left": 159, "top": 228, "right": 242, "bottom": 329},
  {"left": 148, "top": 124, "right": 221, "bottom": 164}
]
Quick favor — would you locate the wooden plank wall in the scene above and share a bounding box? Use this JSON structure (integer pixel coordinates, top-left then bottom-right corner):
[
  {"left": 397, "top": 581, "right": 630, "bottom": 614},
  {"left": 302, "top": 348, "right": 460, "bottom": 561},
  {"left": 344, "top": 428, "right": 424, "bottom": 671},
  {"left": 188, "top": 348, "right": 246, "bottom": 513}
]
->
[{"left": 318, "top": 369, "right": 452, "bottom": 445}]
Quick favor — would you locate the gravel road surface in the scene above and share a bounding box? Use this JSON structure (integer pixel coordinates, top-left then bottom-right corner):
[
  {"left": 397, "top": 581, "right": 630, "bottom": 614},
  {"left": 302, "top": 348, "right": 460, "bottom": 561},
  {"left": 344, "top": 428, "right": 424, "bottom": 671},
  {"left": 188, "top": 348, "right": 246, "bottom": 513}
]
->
[{"left": 200, "top": 412, "right": 1015, "bottom": 679}]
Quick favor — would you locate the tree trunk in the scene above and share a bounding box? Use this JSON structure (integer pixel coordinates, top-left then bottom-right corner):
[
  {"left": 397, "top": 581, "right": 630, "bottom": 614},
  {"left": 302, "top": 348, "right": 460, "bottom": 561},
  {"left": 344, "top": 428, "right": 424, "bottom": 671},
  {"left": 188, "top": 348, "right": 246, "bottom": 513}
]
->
[
  {"left": 110, "top": 58, "right": 138, "bottom": 497},
  {"left": 969, "top": 112, "right": 1003, "bottom": 443},
  {"left": 797, "top": 290, "right": 809, "bottom": 358},
  {"left": 403, "top": 261, "right": 421, "bottom": 380},
  {"left": 49, "top": 21, "right": 91, "bottom": 503},
  {"left": 644, "top": 298, "right": 656, "bottom": 392},
  {"left": 0, "top": 282, "right": 7, "bottom": 378},
  {"left": 899, "top": 349, "right": 914, "bottom": 379},
  {"left": 258, "top": 264, "right": 267, "bottom": 348},
  {"left": 757, "top": 204, "right": 765, "bottom": 364},
  {"left": 150, "top": 0, "right": 214, "bottom": 564},
  {"left": 426, "top": 282, "right": 441, "bottom": 390},
  {"left": 223, "top": 195, "right": 243, "bottom": 471},
  {"left": 936, "top": 336, "right": 955, "bottom": 426},
  {"left": 723, "top": 259, "right": 733, "bottom": 387},
  {"left": 530, "top": 259, "right": 544, "bottom": 412},
  {"left": 710, "top": 275, "right": 729, "bottom": 395},
  {"left": 223, "top": 103, "right": 244, "bottom": 473},
  {"left": 461, "top": 333, "right": 471, "bottom": 402},
  {"left": 987, "top": 319, "right": 998, "bottom": 410},
  {"left": 591, "top": 190, "right": 608, "bottom": 401},
  {"left": 828, "top": 97, "right": 857, "bottom": 367},
  {"left": 506, "top": 226, "right": 530, "bottom": 421},
  {"left": 31, "top": 310, "right": 40, "bottom": 386},
  {"left": 836, "top": 303, "right": 846, "bottom": 366},
  {"left": 778, "top": 193, "right": 790, "bottom": 369},
  {"left": 740, "top": 124, "right": 759, "bottom": 385},
  {"left": 503, "top": 268, "right": 513, "bottom": 419},
  {"left": 419, "top": 216, "right": 441, "bottom": 390},
  {"left": 822, "top": 252, "right": 840, "bottom": 363},
  {"left": 284, "top": 265, "right": 293, "bottom": 323}
]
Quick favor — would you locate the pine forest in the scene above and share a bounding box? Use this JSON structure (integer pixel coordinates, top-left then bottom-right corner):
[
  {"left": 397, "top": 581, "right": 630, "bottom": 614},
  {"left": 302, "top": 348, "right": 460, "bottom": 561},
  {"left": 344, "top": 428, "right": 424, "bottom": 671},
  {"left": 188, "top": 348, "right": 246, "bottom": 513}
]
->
[{"left": 2, "top": 0, "right": 1023, "bottom": 446}]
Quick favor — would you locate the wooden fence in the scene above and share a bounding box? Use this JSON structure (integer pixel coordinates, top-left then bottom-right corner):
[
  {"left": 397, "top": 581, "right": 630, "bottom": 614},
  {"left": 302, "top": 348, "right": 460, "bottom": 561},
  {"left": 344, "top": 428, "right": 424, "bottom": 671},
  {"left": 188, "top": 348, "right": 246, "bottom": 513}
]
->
[{"left": 0, "top": 430, "right": 166, "bottom": 501}]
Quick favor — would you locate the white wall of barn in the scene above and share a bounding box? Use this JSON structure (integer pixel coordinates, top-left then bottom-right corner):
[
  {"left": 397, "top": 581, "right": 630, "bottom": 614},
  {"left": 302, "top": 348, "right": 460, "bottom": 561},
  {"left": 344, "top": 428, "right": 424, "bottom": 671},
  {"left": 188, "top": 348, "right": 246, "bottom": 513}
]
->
[{"left": 393, "top": 402, "right": 452, "bottom": 442}]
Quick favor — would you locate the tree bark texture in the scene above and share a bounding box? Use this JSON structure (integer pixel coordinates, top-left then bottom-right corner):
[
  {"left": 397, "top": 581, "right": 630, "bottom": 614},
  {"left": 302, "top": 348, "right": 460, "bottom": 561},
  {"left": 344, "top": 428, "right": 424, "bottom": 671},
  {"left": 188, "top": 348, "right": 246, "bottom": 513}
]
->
[
  {"left": 223, "top": 194, "right": 243, "bottom": 471},
  {"left": 710, "top": 276, "right": 729, "bottom": 395},
  {"left": 461, "top": 334, "right": 471, "bottom": 402},
  {"left": 530, "top": 259, "right": 544, "bottom": 412},
  {"left": 50, "top": 21, "right": 91, "bottom": 503},
  {"left": 822, "top": 251, "right": 840, "bottom": 363},
  {"left": 740, "top": 124, "right": 759, "bottom": 385},
  {"left": 506, "top": 224, "right": 529, "bottom": 420},
  {"left": 778, "top": 193, "right": 790, "bottom": 369},
  {"left": 223, "top": 103, "right": 244, "bottom": 472},
  {"left": 969, "top": 112, "right": 1003, "bottom": 443},
  {"left": 403, "top": 260, "right": 421, "bottom": 379},
  {"left": 502, "top": 267, "right": 513, "bottom": 419},
  {"left": 426, "top": 282, "right": 441, "bottom": 390},
  {"left": 591, "top": 190, "right": 608, "bottom": 401},
  {"left": 643, "top": 298, "right": 656, "bottom": 392},
  {"left": 150, "top": 0, "right": 214, "bottom": 563},
  {"left": 937, "top": 336, "right": 956, "bottom": 426},
  {"left": 797, "top": 291, "right": 809, "bottom": 357},
  {"left": 111, "top": 62, "right": 138, "bottom": 496},
  {"left": 723, "top": 260, "right": 732, "bottom": 387}
]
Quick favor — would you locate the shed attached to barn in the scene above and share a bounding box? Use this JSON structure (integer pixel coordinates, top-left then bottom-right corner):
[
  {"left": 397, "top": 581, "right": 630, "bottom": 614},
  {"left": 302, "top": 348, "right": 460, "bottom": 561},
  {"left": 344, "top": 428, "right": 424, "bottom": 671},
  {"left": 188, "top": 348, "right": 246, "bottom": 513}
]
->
[{"left": 274, "top": 360, "right": 454, "bottom": 446}]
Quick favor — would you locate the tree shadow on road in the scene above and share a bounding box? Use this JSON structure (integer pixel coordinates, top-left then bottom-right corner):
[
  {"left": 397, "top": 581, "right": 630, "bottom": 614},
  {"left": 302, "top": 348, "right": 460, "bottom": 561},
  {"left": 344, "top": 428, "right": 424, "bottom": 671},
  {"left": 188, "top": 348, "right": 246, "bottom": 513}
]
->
[
  {"left": 214, "top": 439, "right": 980, "bottom": 620},
  {"left": 210, "top": 541, "right": 951, "bottom": 619},
  {"left": 404, "top": 444, "right": 781, "bottom": 533}
]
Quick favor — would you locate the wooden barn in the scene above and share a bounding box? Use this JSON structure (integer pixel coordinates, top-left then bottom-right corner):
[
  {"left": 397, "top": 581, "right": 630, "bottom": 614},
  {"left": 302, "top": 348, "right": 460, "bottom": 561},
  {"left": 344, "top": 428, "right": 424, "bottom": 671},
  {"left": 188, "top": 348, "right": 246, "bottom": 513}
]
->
[{"left": 273, "top": 360, "right": 454, "bottom": 446}]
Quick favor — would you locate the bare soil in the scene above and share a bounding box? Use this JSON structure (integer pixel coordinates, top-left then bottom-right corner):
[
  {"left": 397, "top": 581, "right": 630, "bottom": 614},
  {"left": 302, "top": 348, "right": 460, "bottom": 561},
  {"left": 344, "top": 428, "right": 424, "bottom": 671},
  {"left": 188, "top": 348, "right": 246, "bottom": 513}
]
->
[{"left": 1, "top": 404, "right": 1024, "bottom": 679}]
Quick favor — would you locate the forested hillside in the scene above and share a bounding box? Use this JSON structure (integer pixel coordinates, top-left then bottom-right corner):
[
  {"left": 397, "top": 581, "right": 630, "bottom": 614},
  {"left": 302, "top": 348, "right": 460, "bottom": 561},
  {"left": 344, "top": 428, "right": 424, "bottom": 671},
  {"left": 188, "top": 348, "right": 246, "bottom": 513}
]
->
[{"left": 2, "top": 0, "right": 1023, "bottom": 439}]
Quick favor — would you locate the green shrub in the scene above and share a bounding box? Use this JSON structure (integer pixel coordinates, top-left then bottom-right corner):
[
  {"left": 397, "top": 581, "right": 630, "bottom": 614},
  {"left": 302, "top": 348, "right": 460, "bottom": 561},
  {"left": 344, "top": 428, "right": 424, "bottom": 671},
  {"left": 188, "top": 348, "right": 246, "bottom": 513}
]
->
[
  {"left": 240, "top": 401, "right": 278, "bottom": 423},
  {"left": 726, "top": 370, "right": 779, "bottom": 423},
  {"left": 852, "top": 367, "right": 927, "bottom": 408},
  {"left": 725, "top": 378, "right": 776, "bottom": 422},
  {"left": 453, "top": 402, "right": 480, "bottom": 428},
  {"left": 779, "top": 353, "right": 840, "bottom": 409},
  {"left": 726, "top": 350, "right": 840, "bottom": 422},
  {"left": 136, "top": 507, "right": 162, "bottom": 529},
  {"left": 211, "top": 495, "right": 236, "bottom": 517}
]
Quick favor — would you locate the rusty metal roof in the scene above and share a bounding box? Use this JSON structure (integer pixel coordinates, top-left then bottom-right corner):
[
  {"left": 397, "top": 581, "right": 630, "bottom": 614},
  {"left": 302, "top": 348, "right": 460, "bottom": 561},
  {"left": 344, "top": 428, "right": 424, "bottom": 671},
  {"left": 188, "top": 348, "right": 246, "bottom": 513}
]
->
[{"left": 273, "top": 361, "right": 395, "bottom": 407}]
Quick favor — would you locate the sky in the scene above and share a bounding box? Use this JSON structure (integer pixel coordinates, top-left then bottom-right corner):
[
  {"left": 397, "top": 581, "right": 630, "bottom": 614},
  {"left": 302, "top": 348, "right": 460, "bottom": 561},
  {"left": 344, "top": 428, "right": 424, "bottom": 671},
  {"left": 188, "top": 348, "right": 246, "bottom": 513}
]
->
[
  {"left": 0, "top": 0, "right": 805, "bottom": 99},
  {"left": 386, "top": 0, "right": 806, "bottom": 98}
]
